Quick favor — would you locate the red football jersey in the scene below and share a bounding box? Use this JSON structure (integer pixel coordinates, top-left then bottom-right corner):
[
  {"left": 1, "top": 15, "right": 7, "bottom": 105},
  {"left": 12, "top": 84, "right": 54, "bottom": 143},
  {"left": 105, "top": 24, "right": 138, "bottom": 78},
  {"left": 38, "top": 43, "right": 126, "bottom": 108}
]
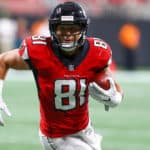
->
[{"left": 19, "top": 36, "right": 112, "bottom": 138}]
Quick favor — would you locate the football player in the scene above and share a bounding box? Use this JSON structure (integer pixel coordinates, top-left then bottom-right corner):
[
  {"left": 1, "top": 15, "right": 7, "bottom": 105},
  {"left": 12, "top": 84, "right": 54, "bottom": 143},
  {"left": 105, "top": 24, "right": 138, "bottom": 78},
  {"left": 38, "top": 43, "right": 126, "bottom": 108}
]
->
[{"left": 0, "top": 2, "right": 123, "bottom": 150}]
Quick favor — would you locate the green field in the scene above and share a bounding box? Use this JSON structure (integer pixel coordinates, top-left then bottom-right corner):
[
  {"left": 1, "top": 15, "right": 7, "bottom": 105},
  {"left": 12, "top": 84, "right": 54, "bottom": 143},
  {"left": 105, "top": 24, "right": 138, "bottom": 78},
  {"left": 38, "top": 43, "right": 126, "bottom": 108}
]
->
[{"left": 0, "top": 70, "right": 150, "bottom": 150}]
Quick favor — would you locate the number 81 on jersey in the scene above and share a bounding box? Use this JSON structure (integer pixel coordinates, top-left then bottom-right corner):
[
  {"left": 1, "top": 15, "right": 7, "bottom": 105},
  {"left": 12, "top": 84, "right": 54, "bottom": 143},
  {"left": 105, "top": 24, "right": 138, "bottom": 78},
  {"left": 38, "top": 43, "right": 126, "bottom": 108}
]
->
[{"left": 54, "top": 79, "right": 87, "bottom": 111}]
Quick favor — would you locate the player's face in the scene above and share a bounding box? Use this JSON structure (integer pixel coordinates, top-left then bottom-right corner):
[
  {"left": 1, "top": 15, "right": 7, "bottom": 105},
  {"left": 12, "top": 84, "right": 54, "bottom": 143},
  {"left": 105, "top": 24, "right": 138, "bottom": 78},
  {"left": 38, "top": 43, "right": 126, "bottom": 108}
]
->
[{"left": 55, "top": 24, "right": 82, "bottom": 46}]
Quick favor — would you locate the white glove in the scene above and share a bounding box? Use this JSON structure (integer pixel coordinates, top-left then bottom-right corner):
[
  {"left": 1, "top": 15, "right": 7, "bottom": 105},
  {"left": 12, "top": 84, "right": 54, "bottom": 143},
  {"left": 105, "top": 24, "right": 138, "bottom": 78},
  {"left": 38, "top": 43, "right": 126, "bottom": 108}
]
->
[
  {"left": 89, "top": 77, "right": 122, "bottom": 109},
  {"left": 0, "top": 98, "right": 11, "bottom": 126}
]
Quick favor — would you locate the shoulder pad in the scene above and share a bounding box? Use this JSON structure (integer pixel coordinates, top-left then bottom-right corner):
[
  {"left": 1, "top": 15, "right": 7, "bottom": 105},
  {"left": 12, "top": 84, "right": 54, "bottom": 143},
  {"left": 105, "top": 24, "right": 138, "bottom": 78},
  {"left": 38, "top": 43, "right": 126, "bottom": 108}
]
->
[
  {"left": 87, "top": 37, "right": 111, "bottom": 51},
  {"left": 87, "top": 37, "right": 112, "bottom": 68}
]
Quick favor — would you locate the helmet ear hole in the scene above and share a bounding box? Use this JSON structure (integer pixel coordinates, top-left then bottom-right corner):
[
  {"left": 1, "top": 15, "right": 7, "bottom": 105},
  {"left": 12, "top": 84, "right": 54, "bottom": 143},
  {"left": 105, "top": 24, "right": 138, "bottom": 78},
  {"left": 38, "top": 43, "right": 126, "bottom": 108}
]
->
[{"left": 49, "top": 2, "right": 89, "bottom": 51}]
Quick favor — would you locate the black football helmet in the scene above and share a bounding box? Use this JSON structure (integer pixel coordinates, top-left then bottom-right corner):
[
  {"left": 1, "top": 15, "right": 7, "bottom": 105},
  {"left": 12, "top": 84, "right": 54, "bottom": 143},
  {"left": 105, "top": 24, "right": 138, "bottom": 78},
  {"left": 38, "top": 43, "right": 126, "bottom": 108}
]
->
[{"left": 49, "top": 1, "right": 89, "bottom": 51}]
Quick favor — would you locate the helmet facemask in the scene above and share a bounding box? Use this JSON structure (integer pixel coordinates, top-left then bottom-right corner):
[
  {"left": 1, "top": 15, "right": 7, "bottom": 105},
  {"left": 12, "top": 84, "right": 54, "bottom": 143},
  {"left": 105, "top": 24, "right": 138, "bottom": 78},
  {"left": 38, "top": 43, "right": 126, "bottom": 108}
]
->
[{"left": 51, "top": 24, "right": 87, "bottom": 52}]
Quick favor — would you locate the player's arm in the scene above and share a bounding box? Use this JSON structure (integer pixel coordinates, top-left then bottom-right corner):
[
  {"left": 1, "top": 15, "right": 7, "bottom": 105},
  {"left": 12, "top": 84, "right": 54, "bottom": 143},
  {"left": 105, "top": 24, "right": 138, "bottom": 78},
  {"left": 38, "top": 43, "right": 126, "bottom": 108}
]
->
[
  {"left": 89, "top": 38, "right": 123, "bottom": 110},
  {"left": 89, "top": 67, "right": 123, "bottom": 110},
  {"left": 0, "top": 49, "right": 29, "bottom": 79},
  {"left": 0, "top": 49, "right": 29, "bottom": 126}
]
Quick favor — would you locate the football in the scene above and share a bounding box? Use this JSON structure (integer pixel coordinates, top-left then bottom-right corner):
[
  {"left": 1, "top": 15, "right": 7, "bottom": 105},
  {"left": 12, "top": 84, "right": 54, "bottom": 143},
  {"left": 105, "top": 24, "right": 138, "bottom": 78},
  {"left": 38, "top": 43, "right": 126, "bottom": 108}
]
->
[
  {"left": 94, "top": 71, "right": 122, "bottom": 93},
  {"left": 94, "top": 72, "right": 111, "bottom": 90}
]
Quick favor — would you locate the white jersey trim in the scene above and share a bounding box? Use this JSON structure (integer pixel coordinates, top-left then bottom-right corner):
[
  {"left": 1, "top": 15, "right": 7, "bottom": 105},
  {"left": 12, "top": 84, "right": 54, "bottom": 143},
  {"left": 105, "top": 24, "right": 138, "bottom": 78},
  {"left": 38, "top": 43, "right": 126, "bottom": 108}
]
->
[{"left": 22, "top": 47, "right": 29, "bottom": 60}]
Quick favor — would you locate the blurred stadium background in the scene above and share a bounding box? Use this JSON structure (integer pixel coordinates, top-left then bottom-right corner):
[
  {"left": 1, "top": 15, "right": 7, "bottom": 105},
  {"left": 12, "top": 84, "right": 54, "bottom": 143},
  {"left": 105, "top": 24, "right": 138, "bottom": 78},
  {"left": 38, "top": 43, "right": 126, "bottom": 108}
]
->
[
  {"left": 1, "top": 0, "right": 150, "bottom": 68},
  {"left": 0, "top": 0, "right": 150, "bottom": 150}
]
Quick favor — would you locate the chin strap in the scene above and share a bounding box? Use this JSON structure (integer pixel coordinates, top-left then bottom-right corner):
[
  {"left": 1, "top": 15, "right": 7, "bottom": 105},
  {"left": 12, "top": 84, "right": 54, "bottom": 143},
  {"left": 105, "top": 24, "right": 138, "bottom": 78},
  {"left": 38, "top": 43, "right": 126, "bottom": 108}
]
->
[{"left": 60, "top": 42, "right": 78, "bottom": 52}]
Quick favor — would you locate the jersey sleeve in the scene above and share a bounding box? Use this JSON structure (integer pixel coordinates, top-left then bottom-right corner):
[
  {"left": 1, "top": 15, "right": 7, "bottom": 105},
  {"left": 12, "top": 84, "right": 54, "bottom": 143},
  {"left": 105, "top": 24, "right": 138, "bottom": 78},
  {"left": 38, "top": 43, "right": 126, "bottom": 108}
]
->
[
  {"left": 99, "top": 41, "right": 112, "bottom": 68},
  {"left": 93, "top": 38, "right": 112, "bottom": 71},
  {"left": 18, "top": 38, "right": 30, "bottom": 61}
]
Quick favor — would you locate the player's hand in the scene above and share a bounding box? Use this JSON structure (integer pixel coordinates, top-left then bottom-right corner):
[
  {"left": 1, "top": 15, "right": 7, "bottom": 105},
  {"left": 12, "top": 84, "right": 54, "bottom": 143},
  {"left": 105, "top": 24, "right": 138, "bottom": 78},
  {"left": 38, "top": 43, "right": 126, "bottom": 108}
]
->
[
  {"left": 0, "top": 98, "right": 11, "bottom": 126},
  {"left": 89, "top": 77, "right": 122, "bottom": 108}
]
